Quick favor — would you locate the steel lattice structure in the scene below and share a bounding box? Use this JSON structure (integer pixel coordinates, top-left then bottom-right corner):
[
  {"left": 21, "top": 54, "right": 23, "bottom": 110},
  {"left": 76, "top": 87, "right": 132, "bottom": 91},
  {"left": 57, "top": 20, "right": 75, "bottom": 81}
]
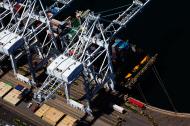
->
[
  {"left": 34, "top": 0, "right": 151, "bottom": 115},
  {"left": 0, "top": 0, "right": 75, "bottom": 84}
]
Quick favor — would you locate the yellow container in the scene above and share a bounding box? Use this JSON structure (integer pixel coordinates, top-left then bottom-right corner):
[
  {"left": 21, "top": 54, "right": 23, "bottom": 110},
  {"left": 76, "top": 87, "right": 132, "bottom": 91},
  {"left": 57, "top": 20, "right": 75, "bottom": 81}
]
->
[
  {"left": 132, "top": 65, "right": 140, "bottom": 72},
  {"left": 3, "top": 89, "right": 22, "bottom": 106},
  {"left": 140, "top": 56, "right": 149, "bottom": 64},
  {"left": 0, "top": 82, "right": 12, "bottom": 98},
  {"left": 125, "top": 73, "right": 132, "bottom": 79},
  {"left": 42, "top": 107, "right": 65, "bottom": 126},
  {"left": 57, "top": 115, "right": 77, "bottom": 126},
  {"left": 42, "top": 116, "right": 57, "bottom": 126},
  {"left": 34, "top": 104, "right": 50, "bottom": 118}
]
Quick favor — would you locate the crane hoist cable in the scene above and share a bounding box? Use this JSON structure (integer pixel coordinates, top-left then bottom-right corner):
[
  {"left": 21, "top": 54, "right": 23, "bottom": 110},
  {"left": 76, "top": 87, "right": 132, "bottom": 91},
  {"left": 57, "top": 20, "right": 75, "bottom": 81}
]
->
[
  {"left": 152, "top": 65, "right": 178, "bottom": 113},
  {"left": 101, "top": 11, "right": 125, "bottom": 18},
  {"left": 137, "top": 82, "right": 149, "bottom": 105},
  {"left": 95, "top": 4, "right": 131, "bottom": 15}
]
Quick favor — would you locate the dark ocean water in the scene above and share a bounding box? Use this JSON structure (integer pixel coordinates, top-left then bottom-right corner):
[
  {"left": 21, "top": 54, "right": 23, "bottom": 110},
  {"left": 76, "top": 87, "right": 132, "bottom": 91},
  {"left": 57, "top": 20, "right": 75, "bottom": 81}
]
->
[{"left": 63, "top": 0, "right": 190, "bottom": 112}]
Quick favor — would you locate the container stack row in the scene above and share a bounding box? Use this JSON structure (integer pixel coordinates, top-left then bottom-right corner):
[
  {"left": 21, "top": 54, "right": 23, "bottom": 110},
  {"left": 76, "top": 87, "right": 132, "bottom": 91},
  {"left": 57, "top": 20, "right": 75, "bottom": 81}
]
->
[{"left": 35, "top": 104, "right": 78, "bottom": 126}]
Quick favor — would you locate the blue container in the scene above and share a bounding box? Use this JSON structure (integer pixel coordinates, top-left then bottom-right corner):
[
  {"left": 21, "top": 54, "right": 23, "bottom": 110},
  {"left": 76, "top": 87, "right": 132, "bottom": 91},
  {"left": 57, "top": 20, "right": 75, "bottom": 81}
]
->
[
  {"left": 112, "top": 39, "right": 122, "bottom": 48},
  {"left": 51, "top": 7, "right": 60, "bottom": 15},
  {"left": 118, "top": 40, "right": 129, "bottom": 50},
  {"left": 15, "top": 85, "right": 24, "bottom": 91}
]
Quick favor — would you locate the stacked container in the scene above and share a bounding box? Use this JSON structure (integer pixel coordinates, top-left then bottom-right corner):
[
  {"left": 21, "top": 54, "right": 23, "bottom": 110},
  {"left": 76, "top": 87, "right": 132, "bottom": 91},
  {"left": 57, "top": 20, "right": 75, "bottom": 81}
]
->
[
  {"left": 57, "top": 115, "right": 77, "bottom": 126},
  {"left": 35, "top": 104, "right": 51, "bottom": 118},
  {"left": 3, "top": 89, "right": 22, "bottom": 106},
  {"left": 0, "top": 82, "right": 12, "bottom": 98},
  {"left": 42, "top": 107, "right": 65, "bottom": 126}
]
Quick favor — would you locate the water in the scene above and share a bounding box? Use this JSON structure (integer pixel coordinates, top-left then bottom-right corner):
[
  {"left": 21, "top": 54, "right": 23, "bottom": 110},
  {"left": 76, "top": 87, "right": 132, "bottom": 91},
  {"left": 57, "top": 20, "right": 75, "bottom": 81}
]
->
[
  {"left": 66, "top": 0, "right": 190, "bottom": 112},
  {"left": 121, "top": 0, "right": 190, "bottom": 112}
]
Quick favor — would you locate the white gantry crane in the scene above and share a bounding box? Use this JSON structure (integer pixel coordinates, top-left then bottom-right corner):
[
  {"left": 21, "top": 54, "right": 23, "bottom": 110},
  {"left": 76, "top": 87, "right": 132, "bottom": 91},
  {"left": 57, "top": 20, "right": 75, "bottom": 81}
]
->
[
  {"left": 0, "top": 0, "right": 21, "bottom": 65},
  {"left": 0, "top": 0, "right": 75, "bottom": 83},
  {"left": 34, "top": 0, "right": 151, "bottom": 115},
  {"left": 0, "top": 0, "right": 19, "bottom": 30}
]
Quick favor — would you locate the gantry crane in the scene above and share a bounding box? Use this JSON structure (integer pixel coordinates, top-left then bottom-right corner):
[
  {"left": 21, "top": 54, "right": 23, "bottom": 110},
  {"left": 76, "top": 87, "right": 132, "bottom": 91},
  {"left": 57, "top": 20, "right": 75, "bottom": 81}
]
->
[
  {"left": 34, "top": 0, "right": 151, "bottom": 115},
  {"left": 0, "top": 0, "right": 18, "bottom": 30},
  {"left": 0, "top": 0, "right": 75, "bottom": 84},
  {"left": 0, "top": 0, "right": 22, "bottom": 65}
]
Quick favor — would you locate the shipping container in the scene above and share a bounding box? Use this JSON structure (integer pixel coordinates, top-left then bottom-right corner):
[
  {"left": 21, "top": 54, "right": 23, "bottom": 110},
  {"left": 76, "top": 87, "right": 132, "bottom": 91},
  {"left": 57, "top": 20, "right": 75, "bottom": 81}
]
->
[
  {"left": 57, "top": 115, "right": 77, "bottom": 126},
  {"left": 125, "top": 73, "right": 132, "bottom": 79},
  {"left": 112, "top": 39, "right": 122, "bottom": 61},
  {"left": 140, "top": 56, "right": 150, "bottom": 65},
  {"left": 128, "top": 97, "right": 145, "bottom": 108},
  {"left": 118, "top": 40, "right": 129, "bottom": 50},
  {"left": 35, "top": 104, "right": 50, "bottom": 118},
  {"left": 31, "top": 103, "right": 40, "bottom": 113},
  {"left": 42, "top": 116, "right": 57, "bottom": 126},
  {"left": 3, "top": 89, "right": 22, "bottom": 106},
  {"left": 0, "top": 82, "right": 12, "bottom": 98},
  {"left": 113, "top": 104, "right": 125, "bottom": 114},
  {"left": 42, "top": 107, "right": 65, "bottom": 126},
  {"left": 15, "top": 85, "right": 24, "bottom": 91},
  {"left": 14, "top": 3, "right": 23, "bottom": 13},
  {"left": 50, "top": 19, "right": 61, "bottom": 27},
  {"left": 132, "top": 65, "right": 140, "bottom": 72}
]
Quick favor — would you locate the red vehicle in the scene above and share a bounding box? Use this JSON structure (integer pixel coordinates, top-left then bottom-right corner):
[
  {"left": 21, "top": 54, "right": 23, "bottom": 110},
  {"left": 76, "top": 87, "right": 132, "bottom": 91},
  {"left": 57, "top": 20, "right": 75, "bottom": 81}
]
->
[{"left": 128, "top": 97, "right": 145, "bottom": 108}]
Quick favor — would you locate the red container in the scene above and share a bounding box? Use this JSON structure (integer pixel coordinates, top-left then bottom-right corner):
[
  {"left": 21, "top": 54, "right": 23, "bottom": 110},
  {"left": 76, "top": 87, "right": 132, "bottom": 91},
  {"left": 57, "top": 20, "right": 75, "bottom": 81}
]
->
[
  {"left": 14, "top": 4, "right": 22, "bottom": 13},
  {"left": 30, "top": 103, "right": 40, "bottom": 113},
  {"left": 128, "top": 97, "right": 145, "bottom": 108}
]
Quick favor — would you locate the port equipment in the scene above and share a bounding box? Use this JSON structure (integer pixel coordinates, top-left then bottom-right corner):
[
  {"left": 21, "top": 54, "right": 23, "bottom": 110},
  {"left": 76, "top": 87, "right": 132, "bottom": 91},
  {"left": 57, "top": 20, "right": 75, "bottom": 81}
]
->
[
  {"left": 57, "top": 115, "right": 77, "bottom": 126},
  {"left": 112, "top": 104, "right": 125, "bottom": 114},
  {"left": 0, "top": 0, "right": 26, "bottom": 70},
  {"left": 0, "top": 0, "right": 16, "bottom": 30},
  {"left": 125, "top": 54, "right": 158, "bottom": 88},
  {"left": 42, "top": 107, "right": 65, "bottom": 126},
  {"left": 34, "top": 104, "right": 51, "bottom": 118},
  {"left": 3, "top": 88, "right": 22, "bottom": 106},
  {"left": 34, "top": 0, "right": 151, "bottom": 115},
  {"left": 0, "top": 81, "right": 12, "bottom": 98},
  {"left": 0, "top": 0, "right": 74, "bottom": 85},
  {"left": 128, "top": 97, "right": 145, "bottom": 108}
]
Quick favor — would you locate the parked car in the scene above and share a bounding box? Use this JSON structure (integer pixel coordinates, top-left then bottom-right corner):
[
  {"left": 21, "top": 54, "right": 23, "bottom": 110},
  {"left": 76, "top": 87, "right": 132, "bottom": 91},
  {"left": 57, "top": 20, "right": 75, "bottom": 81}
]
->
[{"left": 27, "top": 102, "right": 33, "bottom": 108}]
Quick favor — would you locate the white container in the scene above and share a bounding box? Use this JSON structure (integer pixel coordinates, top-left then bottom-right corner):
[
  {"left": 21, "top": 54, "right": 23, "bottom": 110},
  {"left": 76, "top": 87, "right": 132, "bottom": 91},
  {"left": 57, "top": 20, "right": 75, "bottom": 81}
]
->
[
  {"left": 113, "top": 104, "right": 125, "bottom": 114},
  {"left": 69, "top": 99, "right": 85, "bottom": 112}
]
